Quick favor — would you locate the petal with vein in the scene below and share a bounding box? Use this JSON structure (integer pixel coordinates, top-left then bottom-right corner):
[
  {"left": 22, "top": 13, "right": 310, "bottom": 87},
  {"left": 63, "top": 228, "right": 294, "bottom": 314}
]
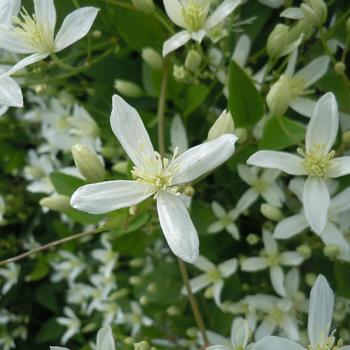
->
[
  {"left": 206, "top": 0, "right": 242, "bottom": 29},
  {"left": 34, "top": 0, "right": 57, "bottom": 37},
  {"left": 274, "top": 213, "right": 308, "bottom": 239},
  {"left": 0, "top": 76, "right": 23, "bottom": 107},
  {"left": 270, "top": 265, "right": 285, "bottom": 297},
  {"left": 327, "top": 157, "right": 350, "bottom": 178},
  {"left": 294, "top": 56, "right": 329, "bottom": 88},
  {"left": 0, "top": 0, "right": 21, "bottom": 26},
  {"left": 97, "top": 325, "right": 116, "bottom": 350},
  {"left": 163, "top": 0, "right": 186, "bottom": 28},
  {"left": 255, "top": 336, "right": 304, "bottom": 350},
  {"left": 162, "top": 30, "right": 191, "bottom": 56}
]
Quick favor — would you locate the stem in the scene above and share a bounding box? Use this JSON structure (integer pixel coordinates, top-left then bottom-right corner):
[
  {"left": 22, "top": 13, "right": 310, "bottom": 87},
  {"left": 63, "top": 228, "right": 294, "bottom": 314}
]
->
[
  {"left": 50, "top": 53, "right": 77, "bottom": 72},
  {"left": 0, "top": 227, "right": 106, "bottom": 267},
  {"left": 156, "top": 59, "right": 209, "bottom": 347}
]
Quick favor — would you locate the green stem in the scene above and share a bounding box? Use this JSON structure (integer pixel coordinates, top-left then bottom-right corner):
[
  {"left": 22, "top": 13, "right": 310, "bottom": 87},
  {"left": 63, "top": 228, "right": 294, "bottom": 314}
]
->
[{"left": 50, "top": 53, "right": 77, "bottom": 72}]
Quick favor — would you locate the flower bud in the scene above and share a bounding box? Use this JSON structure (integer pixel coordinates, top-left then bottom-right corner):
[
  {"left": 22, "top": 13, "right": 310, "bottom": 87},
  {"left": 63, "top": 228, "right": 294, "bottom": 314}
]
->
[
  {"left": 35, "top": 84, "right": 47, "bottom": 95},
  {"left": 124, "top": 337, "right": 135, "bottom": 345},
  {"left": 334, "top": 62, "right": 346, "bottom": 76},
  {"left": 142, "top": 48, "right": 163, "bottom": 70},
  {"left": 207, "top": 110, "right": 235, "bottom": 141},
  {"left": 185, "top": 50, "right": 202, "bottom": 72},
  {"left": 236, "top": 127, "right": 248, "bottom": 144},
  {"left": 72, "top": 144, "right": 105, "bottom": 183},
  {"left": 301, "top": 0, "right": 327, "bottom": 27},
  {"left": 323, "top": 244, "right": 340, "bottom": 258},
  {"left": 131, "top": 0, "right": 154, "bottom": 13},
  {"left": 173, "top": 65, "right": 190, "bottom": 83},
  {"left": 134, "top": 341, "right": 151, "bottom": 350},
  {"left": 129, "top": 205, "right": 138, "bottom": 215},
  {"left": 260, "top": 203, "right": 283, "bottom": 221},
  {"left": 129, "top": 276, "right": 143, "bottom": 286},
  {"left": 186, "top": 327, "right": 198, "bottom": 338},
  {"left": 114, "top": 80, "right": 143, "bottom": 98},
  {"left": 166, "top": 305, "right": 180, "bottom": 316},
  {"left": 92, "top": 30, "right": 102, "bottom": 39},
  {"left": 266, "top": 77, "right": 291, "bottom": 116},
  {"left": 130, "top": 258, "right": 144, "bottom": 268},
  {"left": 147, "top": 283, "right": 157, "bottom": 293},
  {"left": 113, "top": 161, "right": 129, "bottom": 174},
  {"left": 297, "top": 244, "right": 312, "bottom": 258},
  {"left": 140, "top": 295, "right": 149, "bottom": 305},
  {"left": 305, "top": 273, "right": 316, "bottom": 286},
  {"left": 204, "top": 286, "right": 213, "bottom": 298},
  {"left": 267, "top": 24, "right": 289, "bottom": 58},
  {"left": 184, "top": 185, "right": 195, "bottom": 197},
  {"left": 246, "top": 233, "right": 260, "bottom": 245},
  {"left": 40, "top": 194, "right": 70, "bottom": 212},
  {"left": 342, "top": 131, "right": 350, "bottom": 146}
]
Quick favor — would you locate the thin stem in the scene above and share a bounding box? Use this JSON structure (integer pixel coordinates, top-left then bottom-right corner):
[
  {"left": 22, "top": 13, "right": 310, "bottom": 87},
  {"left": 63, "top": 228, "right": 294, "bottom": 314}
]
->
[
  {"left": 318, "top": 26, "right": 337, "bottom": 65},
  {"left": 101, "top": 0, "right": 136, "bottom": 11},
  {"left": 0, "top": 227, "right": 106, "bottom": 267},
  {"left": 50, "top": 53, "right": 77, "bottom": 72},
  {"left": 71, "top": 0, "right": 80, "bottom": 8}
]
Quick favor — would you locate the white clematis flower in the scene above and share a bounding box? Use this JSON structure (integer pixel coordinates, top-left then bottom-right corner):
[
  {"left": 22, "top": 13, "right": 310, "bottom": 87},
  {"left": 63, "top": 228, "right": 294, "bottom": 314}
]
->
[
  {"left": 248, "top": 92, "right": 350, "bottom": 234},
  {"left": 56, "top": 307, "right": 81, "bottom": 344},
  {"left": 241, "top": 230, "right": 304, "bottom": 297},
  {"left": 162, "top": 0, "right": 243, "bottom": 56},
  {"left": 185, "top": 255, "right": 238, "bottom": 306},
  {"left": 0, "top": 0, "right": 99, "bottom": 76},
  {"left": 70, "top": 95, "right": 237, "bottom": 263},
  {"left": 255, "top": 275, "right": 350, "bottom": 350}
]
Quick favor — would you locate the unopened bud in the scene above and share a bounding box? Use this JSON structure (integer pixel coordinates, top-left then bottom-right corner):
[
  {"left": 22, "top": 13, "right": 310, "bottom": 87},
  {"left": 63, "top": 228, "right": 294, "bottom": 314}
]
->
[
  {"left": 260, "top": 203, "right": 283, "bottom": 221},
  {"left": 297, "top": 244, "right": 312, "bottom": 258},
  {"left": 247, "top": 233, "right": 260, "bottom": 245},
  {"left": 130, "top": 258, "right": 144, "bottom": 268},
  {"left": 40, "top": 195, "right": 70, "bottom": 212},
  {"left": 140, "top": 295, "right": 149, "bottom": 305},
  {"left": 186, "top": 327, "right": 198, "bottom": 338},
  {"left": 173, "top": 65, "right": 190, "bottom": 83},
  {"left": 142, "top": 48, "right": 163, "bottom": 70},
  {"left": 342, "top": 130, "right": 350, "bottom": 145},
  {"left": 129, "top": 205, "right": 137, "bottom": 215},
  {"left": 166, "top": 305, "right": 180, "bottom": 316},
  {"left": 113, "top": 161, "right": 129, "bottom": 174},
  {"left": 72, "top": 144, "right": 105, "bottom": 183},
  {"left": 131, "top": 0, "right": 154, "bottom": 13},
  {"left": 266, "top": 77, "right": 291, "bottom": 116},
  {"left": 35, "top": 84, "right": 47, "bottom": 95},
  {"left": 124, "top": 337, "right": 134, "bottom": 345},
  {"left": 323, "top": 244, "right": 340, "bottom": 258},
  {"left": 334, "top": 62, "right": 346, "bottom": 76},
  {"left": 207, "top": 110, "right": 235, "bottom": 141},
  {"left": 204, "top": 286, "right": 213, "bottom": 298},
  {"left": 92, "top": 30, "right": 101, "bottom": 39},
  {"left": 236, "top": 127, "right": 248, "bottom": 144},
  {"left": 147, "top": 283, "right": 157, "bottom": 293},
  {"left": 129, "top": 276, "right": 143, "bottom": 286},
  {"left": 185, "top": 50, "right": 202, "bottom": 72},
  {"left": 114, "top": 80, "right": 143, "bottom": 98},
  {"left": 184, "top": 185, "right": 195, "bottom": 197},
  {"left": 301, "top": 0, "right": 327, "bottom": 27},
  {"left": 267, "top": 24, "right": 289, "bottom": 58},
  {"left": 305, "top": 273, "right": 316, "bottom": 287}
]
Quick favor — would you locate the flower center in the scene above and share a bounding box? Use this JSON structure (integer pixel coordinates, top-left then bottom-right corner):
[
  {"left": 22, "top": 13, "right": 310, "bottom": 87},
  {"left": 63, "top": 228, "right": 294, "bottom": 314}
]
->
[
  {"left": 268, "top": 308, "right": 284, "bottom": 323},
  {"left": 267, "top": 254, "right": 280, "bottom": 266},
  {"left": 288, "top": 76, "right": 307, "bottom": 98},
  {"left": 207, "top": 268, "right": 222, "bottom": 281},
  {"left": 253, "top": 179, "right": 267, "bottom": 193},
  {"left": 182, "top": 2, "right": 207, "bottom": 32},
  {"left": 308, "top": 335, "right": 343, "bottom": 350},
  {"left": 298, "top": 144, "right": 335, "bottom": 177},
  {"left": 12, "top": 8, "right": 55, "bottom": 52}
]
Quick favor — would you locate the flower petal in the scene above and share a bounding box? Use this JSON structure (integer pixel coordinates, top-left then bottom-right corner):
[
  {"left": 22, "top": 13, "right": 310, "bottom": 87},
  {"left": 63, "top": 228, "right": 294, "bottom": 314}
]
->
[
  {"left": 0, "top": 31, "right": 36, "bottom": 53},
  {"left": 281, "top": 316, "right": 300, "bottom": 341},
  {"left": 327, "top": 157, "right": 350, "bottom": 178},
  {"left": 261, "top": 184, "right": 285, "bottom": 207},
  {"left": 171, "top": 134, "right": 237, "bottom": 185},
  {"left": 241, "top": 257, "right": 268, "bottom": 271},
  {"left": 247, "top": 151, "right": 306, "bottom": 176},
  {"left": 194, "top": 255, "right": 216, "bottom": 272},
  {"left": 329, "top": 187, "right": 350, "bottom": 215},
  {"left": 280, "top": 7, "right": 304, "bottom": 19},
  {"left": 270, "top": 265, "right": 285, "bottom": 296},
  {"left": 0, "top": 75, "right": 23, "bottom": 107},
  {"left": 207, "top": 221, "right": 225, "bottom": 233},
  {"left": 308, "top": 275, "right": 334, "bottom": 347},
  {"left": 162, "top": 0, "right": 186, "bottom": 28},
  {"left": 235, "top": 188, "right": 259, "bottom": 214},
  {"left": 258, "top": 0, "right": 284, "bottom": 8},
  {"left": 263, "top": 230, "right": 278, "bottom": 254},
  {"left": 218, "top": 258, "right": 237, "bottom": 277},
  {"left": 231, "top": 318, "right": 249, "bottom": 348},
  {"left": 157, "top": 191, "right": 199, "bottom": 263},
  {"left": 70, "top": 180, "right": 153, "bottom": 214},
  {"left": 170, "top": 115, "right": 188, "bottom": 154},
  {"left": 306, "top": 92, "right": 339, "bottom": 153},
  {"left": 0, "top": 0, "right": 21, "bottom": 26},
  {"left": 54, "top": 7, "right": 99, "bottom": 52},
  {"left": 274, "top": 213, "right": 308, "bottom": 239},
  {"left": 206, "top": 0, "right": 242, "bottom": 29},
  {"left": 303, "top": 177, "right": 330, "bottom": 234},
  {"left": 189, "top": 274, "right": 211, "bottom": 293},
  {"left": 232, "top": 34, "right": 251, "bottom": 67},
  {"left": 289, "top": 97, "right": 316, "bottom": 117},
  {"left": 34, "top": 0, "right": 57, "bottom": 37},
  {"left": 255, "top": 336, "right": 304, "bottom": 350},
  {"left": 162, "top": 30, "right": 191, "bottom": 56},
  {"left": 1, "top": 52, "right": 48, "bottom": 76},
  {"left": 237, "top": 164, "right": 258, "bottom": 186},
  {"left": 97, "top": 325, "right": 116, "bottom": 350},
  {"left": 110, "top": 95, "right": 154, "bottom": 168},
  {"left": 280, "top": 252, "right": 304, "bottom": 266},
  {"left": 212, "top": 201, "right": 226, "bottom": 218}
]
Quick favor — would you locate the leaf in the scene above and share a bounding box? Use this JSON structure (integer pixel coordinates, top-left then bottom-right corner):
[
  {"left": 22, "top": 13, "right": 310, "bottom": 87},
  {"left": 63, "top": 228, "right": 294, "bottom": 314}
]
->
[
  {"left": 259, "top": 116, "right": 305, "bottom": 150},
  {"left": 35, "top": 318, "right": 64, "bottom": 343},
  {"left": 228, "top": 60, "right": 264, "bottom": 127},
  {"left": 50, "top": 172, "right": 85, "bottom": 196},
  {"left": 35, "top": 284, "right": 59, "bottom": 312},
  {"left": 26, "top": 256, "right": 50, "bottom": 282},
  {"left": 184, "top": 85, "right": 210, "bottom": 117}
]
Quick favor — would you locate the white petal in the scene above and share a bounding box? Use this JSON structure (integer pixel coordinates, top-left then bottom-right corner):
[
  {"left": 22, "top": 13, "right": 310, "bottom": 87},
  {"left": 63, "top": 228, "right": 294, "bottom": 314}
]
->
[
  {"left": 157, "top": 191, "right": 199, "bottom": 263},
  {"left": 232, "top": 34, "right": 251, "bottom": 67},
  {"left": 189, "top": 274, "right": 211, "bottom": 293},
  {"left": 162, "top": 0, "right": 186, "bottom": 28},
  {"left": 263, "top": 230, "right": 278, "bottom": 254},
  {"left": 231, "top": 318, "right": 249, "bottom": 347},
  {"left": 261, "top": 168, "right": 281, "bottom": 183},
  {"left": 284, "top": 268, "right": 300, "bottom": 297},
  {"left": 308, "top": 275, "right": 334, "bottom": 347},
  {"left": 213, "top": 280, "right": 224, "bottom": 306},
  {"left": 284, "top": 49, "right": 298, "bottom": 76},
  {"left": 0, "top": 0, "right": 21, "bottom": 26},
  {"left": 206, "top": 0, "right": 242, "bottom": 29},
  {"left": 237, "top": 164, "right": 258, "bottom": 185},
  {"left": 0, "top": 75, "right": 23, "bottom": 107},
  {"left": 0, "top": 31, "right": 36, "bottom": 53},
  {"left": 281, "top": 316, "right": 300, "bottom": 341},
  {"left": 255, "top": 320, "right": 276, "bottom": 341},
  {"left": 70, "top": 180, "right": 153, "bottom": 214},
  {"left": 226, "top": 223, "right": 240, "bottom": 240},
  {"left": 288, "top": 177, "right": 305, "bottom": 201},
  {"left": 327, "top": 157, "right": 350, "bottom": 178},
  {"left": 280, "top": 7, "right": 304, "bottom": 19},
  {"left": 170, "top": 115, "right": 188, "bottom": 154},
  {"left": 194, "top": 255, "right": 216, "bottom": 272},
  {"left": 320, "top": 223, "right": 350, "bottom": 262},
  {"left": 270, "top": 265, "right": 285, "bottom": 296},
  {"left": 97, "top": 325, "right": 116, "bottom": 350},
  {"left": 207, "top": 221, "right": 225, "bottom": 233},
  {"left": 280, "top": 252, "right": 304, "bottom": 266},
  {"left": 190, "top": 30, "right": 206, "bottom": 43},
  {"left": 261, "top": 184, "right": 285, "bottom": 207},
  {"left": 162, "top": 30, "right": 191, "bottom": 56},
  {"left": 303, "top": 177, "right": 330, "bottom": 234},
  {"left": 235, "top": 188, "right": 259, "bottom": 214},
  {"left": 257, "top": 0, "right": 284, "bottom": 8},
  {"left": 1, "top": 52, "right": 48, "bottom": 76},
  {"left": 274, "top": 213, "right": 308, "bottom": 239},
  {"left": 247, "top": 151, "right": 306, "bottom": 176},
  {"left": 212, "top": 201, "right": 226, "bottom": 218},
  {"left": 294, "top": 56, "right": 329, "bottom": 89},
  {"left": 255, "top": 336, "right": 304, "bottom": 350},
  {"left": 171, "top": 134, "right": 237, "bottom": 185},
  {"left": 34, "top": 0, "right": 57, "bottom": 36},
  {"left": 218, "top": 258, "right": 237, "bottom": 277},
  {"left": 289, "top": 97, "right": 315, "bottom": 117},
  {"left": 241, "top": 257, "right": 268, "bottom": 271},
  {"left": 54, "top": 7, "right": 99, "bottom": 52},
  {"left": 206, "top": 346, "right": 230, "bottom": 350},
  {"left": 306, "top": 92, "right": 339, "bottom": 153},
  {"left": 329, "top": 187, "right": 350, "bottom": 215},
  {"left": 110, "top": 95, "right": 154, "bottom": 168}
]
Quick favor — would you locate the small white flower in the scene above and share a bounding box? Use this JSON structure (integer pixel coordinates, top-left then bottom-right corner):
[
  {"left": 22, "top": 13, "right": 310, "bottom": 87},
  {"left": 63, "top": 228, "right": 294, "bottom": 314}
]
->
[
  {"left": 241, "top": 230, "right": 304, "bottom": 297},
  {"left": 162, "top": 0, "right": 243, "bottom": 56},
  {"left": 184, "top": 255, "right": 238, "bottom": 306},
  {"left": 0, "top": 263, "right": 20, "bottom": 294},
  {"left": 248, "top": 92, "right": 350, "bottom": 234},
  {"left": 71, "top": 95, "right": 237, "bottom": 263},
  {"left": 57, "top": 307, "right": 81, "bottom": 344},
  {"left": 255, "top": 275, "right": 349, "bottom": 350}
]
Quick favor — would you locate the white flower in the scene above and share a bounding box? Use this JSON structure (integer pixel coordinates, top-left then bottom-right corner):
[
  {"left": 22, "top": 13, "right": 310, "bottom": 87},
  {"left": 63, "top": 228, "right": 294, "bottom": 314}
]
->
[
  {"left": 162, "top": 0, "right": 243, "bottom": 56},
  {"left": 255, "top": 275, "right": 350, "bottom": 350},
  {"left": 274, "top": 178, "right": 350, "bottom": 261},
  {"left": 185, "top": 255, "right": 238, "bottom": 306},
  {"left": 51, "top": 324, "right": 116, "bottom": 350},
  {"left": 0, "top": 263, "right": 20, "bottom": 294},
  {"left": 241, "top": 230, "right": 304, "bottom": 297},
  {"left": 0, "top": 0, "right": 99, "bottom": 76},
  {"left": 71, "top": 95, "right": 237, "bottom": 263},
  {"left": 57, "top": 307, "right": 81, "bottom": 344},
  {"left": 248, "top": 92, "right": 350, "bottom": 234},
  {"left": 207, "top": 317, "right": 254, "bottom": 350},
  {"left": 207, "top": 201, "right": 240, "bottom": 240}
]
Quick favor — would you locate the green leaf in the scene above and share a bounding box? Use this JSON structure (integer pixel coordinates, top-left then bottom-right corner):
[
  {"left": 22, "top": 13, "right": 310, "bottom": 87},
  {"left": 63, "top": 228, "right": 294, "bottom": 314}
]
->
[
  {"left": 35, "top": 318, "right": 64, "bottom": 343},
  {"left": 228, "top": 60, "right": 264, "bottom": 127},
  {"left": 35, "top": 284, "right": 59, "bottom": 312},
  {"left": 50, "top": 172, "right": 85, "bottom": 196},
  {"left": 184, "top": 85, "right": 210, "bottom": 117},
  {"left": 26, "top": 256, "right": 50, "bottom": 282},
  {"left": 259, "top": 116, "right": 305, "bottom": 150}
]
